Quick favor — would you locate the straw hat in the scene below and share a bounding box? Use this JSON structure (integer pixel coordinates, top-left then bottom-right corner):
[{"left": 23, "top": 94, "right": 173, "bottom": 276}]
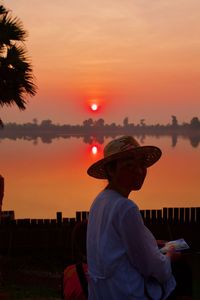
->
[{"left": 87, "top": 136, "right": 162, "bottom": 179}]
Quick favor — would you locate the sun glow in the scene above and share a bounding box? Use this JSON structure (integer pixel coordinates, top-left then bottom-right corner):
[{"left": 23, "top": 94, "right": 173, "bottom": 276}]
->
[
  {"left": 90, "top": 103, "right": 98, "bottom": 111},
  {"left": 91, "top": 145, "right": 98, "bottom": 155}
]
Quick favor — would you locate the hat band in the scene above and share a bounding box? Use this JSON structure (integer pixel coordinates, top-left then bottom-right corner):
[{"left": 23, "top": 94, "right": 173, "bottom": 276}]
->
[{"left": 105, "top": 144, "right": 136, "bottom": 158}]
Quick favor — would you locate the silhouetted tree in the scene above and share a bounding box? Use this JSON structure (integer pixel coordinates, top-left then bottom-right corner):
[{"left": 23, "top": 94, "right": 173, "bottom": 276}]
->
[
  {"left": 83, "top": 118, "right": 93, "bottom": 128},
  {"left": 190, "top": 117, "right": 200, "bottom": 129},
  {"left": 110, "top": 122, "right": 117, "bottom": 129},
  {"left": 94, "top": 118, "right": 105, "bottom": 127},
  {"left": 0, "top": 4, "right": 36, "bottom": 111},
  {"left": 171, "top": 115, "right": 178, "bottom": 127},
  {"left": 40, "top": 119, "right": 53, "bottom": 127},
  {"left": 140, "top": 119, "right": 146, "bottom": 127},
  {"left": 123, "top": 117, "right": 129, "bottom": 127},
  {"left": 32, "top": 118, "right": 38, "bottom": 125}
]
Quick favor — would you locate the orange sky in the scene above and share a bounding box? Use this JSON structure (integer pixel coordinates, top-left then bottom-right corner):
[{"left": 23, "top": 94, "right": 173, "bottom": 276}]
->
[{"left": 2, "top": 0, "right": 200, "bottom": 125}]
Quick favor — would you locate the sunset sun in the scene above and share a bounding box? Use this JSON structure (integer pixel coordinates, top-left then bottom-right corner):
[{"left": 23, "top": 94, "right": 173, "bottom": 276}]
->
[
  {"left": 90, "top": 103, "right": 98, "bottom": 111},
  {"left": 91, "top": 145, "right": 98, "bottom": 155}
]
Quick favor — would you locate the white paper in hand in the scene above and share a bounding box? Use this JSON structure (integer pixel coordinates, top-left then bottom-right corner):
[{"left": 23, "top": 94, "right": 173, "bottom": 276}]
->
[{"left": 160, "top": 238, "right": 190, "bottom": 254}]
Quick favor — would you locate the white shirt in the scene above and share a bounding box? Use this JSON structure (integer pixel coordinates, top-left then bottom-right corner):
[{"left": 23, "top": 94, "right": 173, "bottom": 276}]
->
[{"left": 87, "top": 189, "right": 176, "bottom": 300}]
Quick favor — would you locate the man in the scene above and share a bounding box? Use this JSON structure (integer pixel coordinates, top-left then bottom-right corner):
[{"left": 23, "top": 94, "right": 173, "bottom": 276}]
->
[{"left": 86, "top": 136, "right": 176, "bottom": 300}]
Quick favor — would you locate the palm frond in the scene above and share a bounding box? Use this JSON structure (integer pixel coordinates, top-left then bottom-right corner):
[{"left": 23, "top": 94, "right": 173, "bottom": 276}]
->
[
  {"left": 0, "top": 45, "right": 37, "bottom": 110},
  {"left": 0, "top": 5, "right": 8, "bottom": 15},
  {"left": 0, "top": 14, "right": 27, "bottom": 46},
  {"left": 0, "top": 4, "right": 37, "bottom": 110}
]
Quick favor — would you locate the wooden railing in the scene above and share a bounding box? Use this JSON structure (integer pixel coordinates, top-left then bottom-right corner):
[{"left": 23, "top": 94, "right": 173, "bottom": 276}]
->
[
  {"left": 0, "top": 207, "right": 200, "bottom": 225},
  {"left": 0, "top": 207, "right": 200, "bottom": 259}
]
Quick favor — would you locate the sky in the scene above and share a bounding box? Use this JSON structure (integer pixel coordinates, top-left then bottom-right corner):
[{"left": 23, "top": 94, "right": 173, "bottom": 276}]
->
[{"left": 2, "top": 0, "right": 200, "bottom": 125}]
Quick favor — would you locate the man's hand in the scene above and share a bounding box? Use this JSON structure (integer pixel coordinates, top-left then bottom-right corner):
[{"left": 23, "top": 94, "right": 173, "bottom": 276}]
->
[
  {"left": 157, "top": 240, "right": 167, "bottom": 248},
  {"left": 166, "top": 245, "right": 181, "bottom": 262}
]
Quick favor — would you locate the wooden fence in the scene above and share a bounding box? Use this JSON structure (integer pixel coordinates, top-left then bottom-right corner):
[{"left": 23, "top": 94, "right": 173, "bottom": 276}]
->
[
  {"left": 1, "top": 207, "right": 200, "bottom": 224},
  {"left": 75, "top": 207, "right": 200, "bottom": 224},
  {"left": 0, "top": 207, "right": 200, "bottom": 263}
]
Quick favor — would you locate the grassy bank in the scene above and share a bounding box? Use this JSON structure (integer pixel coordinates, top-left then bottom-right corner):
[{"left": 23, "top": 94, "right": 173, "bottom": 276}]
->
[
  {"left": 0, "top": 255, "right": 63, "bottom": 299},
  {"left": 1, "top": 253, "right": 200, "bottom": 299}
]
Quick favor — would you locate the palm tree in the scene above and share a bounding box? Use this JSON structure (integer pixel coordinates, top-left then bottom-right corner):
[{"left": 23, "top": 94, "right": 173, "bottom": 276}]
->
[{"left": 0, "top": 4, "right": 36, "bottom": 115}]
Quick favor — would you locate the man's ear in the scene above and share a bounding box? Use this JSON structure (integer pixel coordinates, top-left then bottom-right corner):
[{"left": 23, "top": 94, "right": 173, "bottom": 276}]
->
[
  {"left": 105, "top": 160, "right": 117, "bottom": 180},
  {"left": 106, "top": 164, "right": 113, "bottom": 179}
]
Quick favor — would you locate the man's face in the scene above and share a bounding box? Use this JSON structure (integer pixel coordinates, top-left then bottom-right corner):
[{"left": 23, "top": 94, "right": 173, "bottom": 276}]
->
[{"left": 113, "top": 156, "right": 147, "bottom": 191}]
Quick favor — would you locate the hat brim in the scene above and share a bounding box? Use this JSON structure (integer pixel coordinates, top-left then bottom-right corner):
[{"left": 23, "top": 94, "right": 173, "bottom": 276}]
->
[{"left": 87, "top": 146, "right": 162, "bottom": 179}]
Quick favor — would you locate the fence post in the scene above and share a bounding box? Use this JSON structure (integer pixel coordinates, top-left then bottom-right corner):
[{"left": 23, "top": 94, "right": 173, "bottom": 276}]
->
[
  {"left": 0, "top": 175, "right": 4, "bottom": 214},
  {"left": 173, "top": 208, "right": 179, "bottom": 224},
  {"left": 76, "top": 211, "right": 81, "bottom": 222},
  {"left": 81, "top": 211, "right": 88, "bottom": 221},
  {"left": 190, "top": 208, "right": 196, "bottom": 223},
  {"left": 151, "top": 210, "right": 157, "bottom": 224},
  {"left": 157, "top": 210, "right": 162, "bottom": 223},
  {"left": 145, "top": 210, "right": 151, "bottom": 224},
  {"left": 196, "top": 208, "right": 200, "bottom": 224},
  {"left": 168, "top": 208, "right": 173, "bottom": 223},
  {"left": 179, "top": 208, "right": 184, "bottom": 223},
  {"left": 56, "top": 212, "right": 62, "bottom": 224},
  {"left": 163, "top": 208, "right": 167, "bottom": 222},
  {"left": 140, "top": 210, "right": 145, "bottom": 221},
  {"left": 185, "top": 208, "right": 190, "bottom": 224}
]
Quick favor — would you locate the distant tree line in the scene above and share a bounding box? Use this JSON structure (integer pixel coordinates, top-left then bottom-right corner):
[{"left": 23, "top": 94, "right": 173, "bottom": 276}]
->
[
  {"left": 1, "top": 115, "right": 200, "bottom": 131},
  {"left": 0, "top": 116, "right": 199, "bottom": 147}
]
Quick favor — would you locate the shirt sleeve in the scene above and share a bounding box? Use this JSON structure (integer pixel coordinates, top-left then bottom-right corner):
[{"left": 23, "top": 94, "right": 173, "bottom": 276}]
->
[{"left": 118, "top": 205, "right": 172, "bottom": 283}]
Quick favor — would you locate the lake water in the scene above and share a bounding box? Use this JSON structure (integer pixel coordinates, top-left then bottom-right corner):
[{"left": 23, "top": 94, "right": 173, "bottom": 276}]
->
[{"left": 0, "top": 134, "right": 200, "bottom": 219}]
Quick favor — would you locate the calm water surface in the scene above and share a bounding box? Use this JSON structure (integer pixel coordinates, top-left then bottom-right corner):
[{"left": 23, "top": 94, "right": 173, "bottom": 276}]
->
[{"left": 1, "top": 134, "right": 200, "bottom": 219}]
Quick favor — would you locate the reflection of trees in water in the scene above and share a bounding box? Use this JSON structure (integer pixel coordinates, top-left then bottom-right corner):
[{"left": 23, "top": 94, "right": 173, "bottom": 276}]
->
[
  {"left": 83, "top": 132, "right": 198, "bottom": 148},
  {"left": 138, "top": 135, "right": 146, "bottom": 144},
  {"left": 83, "top": 136, "right": 93, "bottom": 144},
  {"left": 83, "top": 134, "right": 104, "bottom": 145},
  {"left": 41, "top": 136, "right": 52, "bottom": 144},
  {"left": 189, "top": 135, "right": 200, "bottom": 148},
  {"left": 172, "top": 134, "right": 178, "bottom": 147},
  {"left": 83, "top": 133, "right": 148, "bottom": 145},
  {"left": 33, "top": 138, "right": 38, "bottom": 146},
  {"left": 82, "top": 133, "right": 200, "bottom": 148},
  {"left": 0, "top": 132, "right": 199, "bottom": 147},
  {"left": 0, "top": 120, "right": 199, "bottom": 147}
]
